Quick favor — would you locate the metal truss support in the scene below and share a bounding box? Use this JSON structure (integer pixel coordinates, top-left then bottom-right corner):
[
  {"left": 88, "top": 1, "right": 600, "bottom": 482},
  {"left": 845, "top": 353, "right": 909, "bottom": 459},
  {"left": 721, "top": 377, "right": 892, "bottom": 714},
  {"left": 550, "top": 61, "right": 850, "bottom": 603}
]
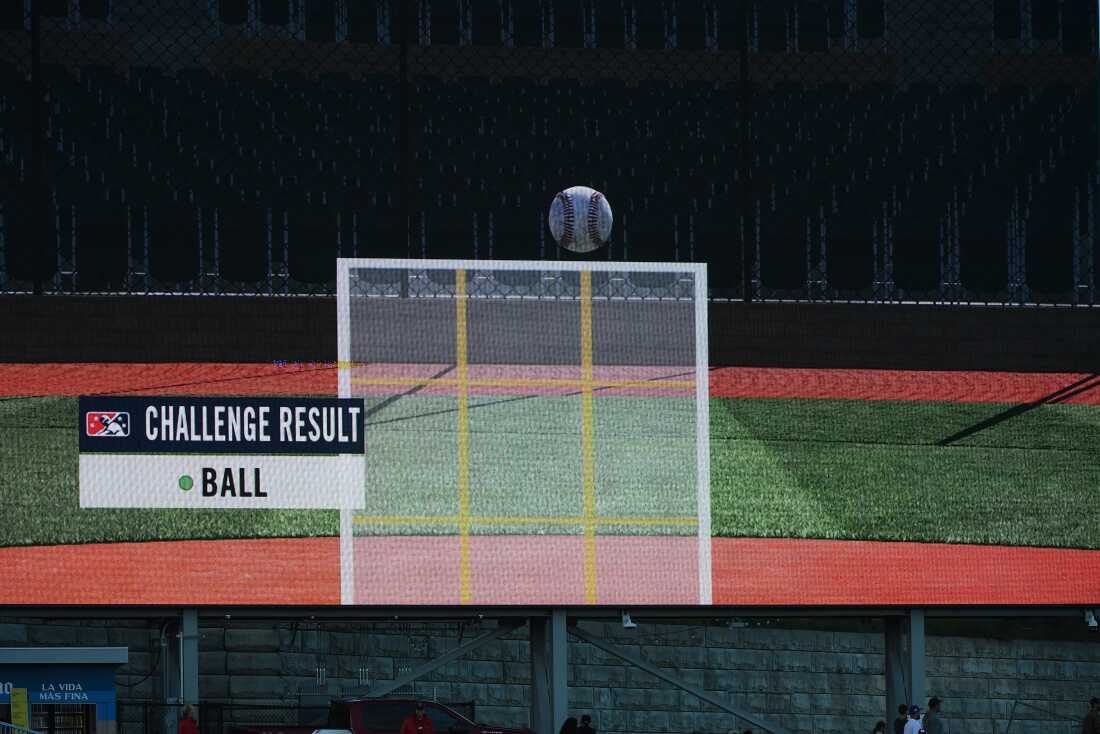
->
[
  {"left": 568, "top": 624, "right": 792, "bottom": 734},
  {"left": 366, "top": 621, "right": 522, "bottom": 698}
]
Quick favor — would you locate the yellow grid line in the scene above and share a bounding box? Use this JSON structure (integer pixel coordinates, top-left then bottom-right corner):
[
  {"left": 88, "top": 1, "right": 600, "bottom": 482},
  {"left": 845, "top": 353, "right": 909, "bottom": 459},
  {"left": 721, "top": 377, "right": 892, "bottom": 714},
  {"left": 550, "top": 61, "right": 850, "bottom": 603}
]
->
[
  {"left": 352, "top": 515, "right": 699, "bottom": 527},
  {"left": 350, "top": 376, "right": 695, "bottom": 389},
  {"left": 580, "top": 271, "right": 597, "bottom": 604},
  {"left": 455, "top": 270, "right": 472, "bottom": 605}
]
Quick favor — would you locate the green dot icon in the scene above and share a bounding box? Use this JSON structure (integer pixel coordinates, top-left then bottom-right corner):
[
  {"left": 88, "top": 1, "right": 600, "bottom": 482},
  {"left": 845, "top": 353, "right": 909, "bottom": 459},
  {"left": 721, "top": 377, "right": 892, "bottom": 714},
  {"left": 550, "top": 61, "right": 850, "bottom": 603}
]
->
[{"left": 178, "top": 474, "right": 194, "bottom": 491}]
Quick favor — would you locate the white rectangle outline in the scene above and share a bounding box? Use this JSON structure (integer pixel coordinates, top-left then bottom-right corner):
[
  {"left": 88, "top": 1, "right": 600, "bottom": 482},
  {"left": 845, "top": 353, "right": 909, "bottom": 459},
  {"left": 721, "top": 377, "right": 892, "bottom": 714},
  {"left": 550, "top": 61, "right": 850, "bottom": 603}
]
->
[
  {"left": 338, "top": 257, "right": 703, "bottom": 273},
  {"left": 337, "top": 261, "right": 354, "bottom": 604},
  {"left": 337, "top": 257, "right": 711, "bottom": 606},
  {"left": 694, "top": 265, "right": 712, "bottom": 604}
]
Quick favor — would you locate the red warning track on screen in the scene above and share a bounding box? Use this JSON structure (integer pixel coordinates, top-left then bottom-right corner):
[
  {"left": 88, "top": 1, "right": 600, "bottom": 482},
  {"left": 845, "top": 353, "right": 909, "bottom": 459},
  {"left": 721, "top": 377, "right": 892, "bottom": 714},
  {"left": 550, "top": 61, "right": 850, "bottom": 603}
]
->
[
  {"left": 711, "top": 538, "right": 1100, "bottom": 605},
  {"left": 0, "top": 538, "right": 340, "bottom": 605},
  {"left": 351, "top": 535, "right": 701, "bottom": 605},
  {"left": 4, "top": 364, "right": 1100, "bottom": 404}
]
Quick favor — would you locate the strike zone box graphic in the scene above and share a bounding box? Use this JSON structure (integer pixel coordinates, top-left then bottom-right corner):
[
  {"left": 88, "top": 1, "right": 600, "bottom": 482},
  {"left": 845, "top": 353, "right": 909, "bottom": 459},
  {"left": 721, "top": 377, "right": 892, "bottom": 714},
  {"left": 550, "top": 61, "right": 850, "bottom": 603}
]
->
[
  {"left": 3, "top": 258, "right": 1100, "bottom": 606},
  {"left": 337, "top": 259, "right": 711, "bottom": 606}
]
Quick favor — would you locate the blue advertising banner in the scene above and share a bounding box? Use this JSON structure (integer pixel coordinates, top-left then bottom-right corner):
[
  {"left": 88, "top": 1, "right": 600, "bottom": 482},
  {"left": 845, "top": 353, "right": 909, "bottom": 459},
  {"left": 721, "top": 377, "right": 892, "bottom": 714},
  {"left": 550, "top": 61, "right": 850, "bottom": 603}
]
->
[{"left": 0, "top": 664, "right": 117, "bottom": 721}]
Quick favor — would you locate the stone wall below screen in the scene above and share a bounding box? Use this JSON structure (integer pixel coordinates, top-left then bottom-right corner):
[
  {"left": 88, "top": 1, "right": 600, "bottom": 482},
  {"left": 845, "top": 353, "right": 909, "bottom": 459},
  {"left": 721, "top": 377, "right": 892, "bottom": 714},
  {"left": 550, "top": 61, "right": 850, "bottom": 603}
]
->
[{"left": 1, "top": 619, "right": 1096, "bottom": 734}]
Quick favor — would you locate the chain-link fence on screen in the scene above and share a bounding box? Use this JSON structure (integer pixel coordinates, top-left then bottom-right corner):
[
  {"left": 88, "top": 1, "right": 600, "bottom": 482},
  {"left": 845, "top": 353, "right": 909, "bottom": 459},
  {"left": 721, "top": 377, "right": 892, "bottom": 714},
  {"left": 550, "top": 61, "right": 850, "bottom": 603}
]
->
[{"left": 0, "top": 1, "right": 1095, "bottom": 303}]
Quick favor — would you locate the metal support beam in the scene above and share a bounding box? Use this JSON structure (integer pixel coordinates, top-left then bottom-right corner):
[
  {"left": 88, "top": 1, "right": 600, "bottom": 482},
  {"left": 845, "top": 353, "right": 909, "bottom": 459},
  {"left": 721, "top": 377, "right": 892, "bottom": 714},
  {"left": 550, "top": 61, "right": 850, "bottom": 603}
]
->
[
  {"left": 568, "top": 625, "right": 792, "bottom": 734},
  {"left": 181, "top": 609, "right": 200, "bottom": 707},
  {"left": 366, "top": 622, "right": 522, "bottom": 698},
  {"left": 530, "top": 617, "right": 552, "bottom": 734},
  {"left": 884, "top": 616, "right": 909, "bottom": 723},
  {"left": 550, "top": 610, "right": 569, "bottom": 734},
  {"left": 909, "top": 608, "right": 926, "bottom": 709},
  {"left": 0, "top": 604, "right": 1084, "bottom": 620}
]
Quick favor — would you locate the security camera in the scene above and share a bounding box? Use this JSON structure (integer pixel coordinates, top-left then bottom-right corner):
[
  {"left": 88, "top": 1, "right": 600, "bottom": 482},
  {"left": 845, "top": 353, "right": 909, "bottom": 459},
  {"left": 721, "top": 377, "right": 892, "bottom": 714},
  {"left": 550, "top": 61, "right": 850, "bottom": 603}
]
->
[{"left": 1086, "top": 610, "right": 1098, "bottom": 629}]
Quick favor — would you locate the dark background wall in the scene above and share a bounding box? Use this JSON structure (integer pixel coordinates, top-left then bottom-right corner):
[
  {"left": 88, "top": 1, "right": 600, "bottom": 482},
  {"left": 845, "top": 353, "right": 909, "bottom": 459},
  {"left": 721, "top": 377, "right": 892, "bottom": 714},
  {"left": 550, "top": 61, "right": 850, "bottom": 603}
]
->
[{"left": 2, "top": 296, "right": 1098, "bottom": 372}]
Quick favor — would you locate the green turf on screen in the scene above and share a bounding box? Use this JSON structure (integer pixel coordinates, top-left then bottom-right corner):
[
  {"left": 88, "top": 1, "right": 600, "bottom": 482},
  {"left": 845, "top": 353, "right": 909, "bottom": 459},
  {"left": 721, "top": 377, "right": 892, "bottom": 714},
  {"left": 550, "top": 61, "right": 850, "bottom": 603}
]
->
[
  {"left": 354, "top": 394, "right": 697, "bottom": 537},
  {"left": 0, "top": 396, "right": 337, "bottom": 546},
  {"left": 710, "top": 398, "right": 1100, "bottom": 548},
  {"left": 1, "top": 394, "right": 1097, "bottom": 549}
]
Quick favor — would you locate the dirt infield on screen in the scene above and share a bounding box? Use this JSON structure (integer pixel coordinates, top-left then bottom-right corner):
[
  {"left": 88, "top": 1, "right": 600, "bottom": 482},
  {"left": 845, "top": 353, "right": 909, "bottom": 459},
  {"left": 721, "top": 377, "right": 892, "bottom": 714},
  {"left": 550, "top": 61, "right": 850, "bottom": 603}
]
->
[{"left": 3, "top": 364, "right": 1100, "bottom": 604}]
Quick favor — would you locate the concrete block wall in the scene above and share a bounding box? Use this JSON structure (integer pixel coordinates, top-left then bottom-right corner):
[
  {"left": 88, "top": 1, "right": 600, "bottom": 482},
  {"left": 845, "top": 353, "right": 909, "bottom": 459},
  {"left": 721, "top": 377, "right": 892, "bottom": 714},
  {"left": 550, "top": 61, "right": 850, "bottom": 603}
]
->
[{"left": 2, "top": 619, "right": 1098, "bottom": 734}]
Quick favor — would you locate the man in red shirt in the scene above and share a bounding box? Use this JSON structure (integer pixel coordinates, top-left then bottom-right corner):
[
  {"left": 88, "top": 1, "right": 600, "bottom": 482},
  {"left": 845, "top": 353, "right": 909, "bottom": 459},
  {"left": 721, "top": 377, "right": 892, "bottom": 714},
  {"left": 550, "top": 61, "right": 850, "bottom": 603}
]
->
[
  {"left": 400, "top": 703, "right": 434, "bottom": 734},
  {"left": 177, "top": 704, "right": 198, "bottom": 734}
]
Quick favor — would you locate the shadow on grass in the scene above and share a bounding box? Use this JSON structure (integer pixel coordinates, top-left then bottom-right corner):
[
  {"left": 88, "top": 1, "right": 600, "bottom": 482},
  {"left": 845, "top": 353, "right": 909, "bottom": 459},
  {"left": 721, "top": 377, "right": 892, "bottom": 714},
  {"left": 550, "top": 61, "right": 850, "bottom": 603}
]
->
[
  {"left": 364, "top": 368, "right": 697, "bottom": 427},
  {"left": 938, "top": 372, "right": 1100, "bottom": 446}
]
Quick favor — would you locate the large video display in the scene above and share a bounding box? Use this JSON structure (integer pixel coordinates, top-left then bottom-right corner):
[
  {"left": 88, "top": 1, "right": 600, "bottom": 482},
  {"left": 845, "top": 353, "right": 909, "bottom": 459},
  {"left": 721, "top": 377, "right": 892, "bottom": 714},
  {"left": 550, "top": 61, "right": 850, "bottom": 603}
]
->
[{"left": 2, "top": 259, "right": 1099, "bottom": 606}]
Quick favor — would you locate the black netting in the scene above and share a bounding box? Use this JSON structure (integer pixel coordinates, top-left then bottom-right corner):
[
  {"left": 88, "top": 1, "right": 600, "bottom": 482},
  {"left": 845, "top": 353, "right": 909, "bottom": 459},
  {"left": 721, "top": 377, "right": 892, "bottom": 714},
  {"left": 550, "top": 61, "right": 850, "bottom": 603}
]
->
[{"left": 0, "top": 0, "right": 1095, "bottom": 303}]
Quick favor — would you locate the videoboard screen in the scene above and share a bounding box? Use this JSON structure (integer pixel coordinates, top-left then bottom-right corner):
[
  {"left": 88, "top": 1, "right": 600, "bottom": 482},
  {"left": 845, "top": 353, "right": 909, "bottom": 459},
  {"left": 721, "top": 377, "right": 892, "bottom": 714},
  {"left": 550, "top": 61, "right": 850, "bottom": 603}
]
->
[{"left": 2, "top": 259, "right": 1098, "bottom": 606}]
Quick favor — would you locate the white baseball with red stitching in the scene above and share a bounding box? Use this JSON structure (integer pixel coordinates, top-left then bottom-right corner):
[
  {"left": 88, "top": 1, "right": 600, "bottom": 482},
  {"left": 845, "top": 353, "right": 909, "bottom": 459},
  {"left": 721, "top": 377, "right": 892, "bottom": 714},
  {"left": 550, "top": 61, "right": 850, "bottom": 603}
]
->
[{"left": 548, "top": 186, "right": 613, "bottom": 253}]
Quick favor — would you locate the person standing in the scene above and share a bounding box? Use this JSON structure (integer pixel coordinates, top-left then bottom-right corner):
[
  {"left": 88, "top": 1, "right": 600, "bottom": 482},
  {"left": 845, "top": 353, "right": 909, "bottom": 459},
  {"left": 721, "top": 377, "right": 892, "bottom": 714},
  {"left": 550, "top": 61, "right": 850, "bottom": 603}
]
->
[
  {"left": 400, "top": 703, "right": 434, "bottom": 734},
  {"left": 1083, "top": 697, "right": 1100, "bottom": 734},
  {"left": 903, "top": 705, "right": 923, "bottom": 734},
  {"left": 895, "top": 704, "right": 910, "bottom": 734},
  {"left": 874, "top": 720, "right": 888, "bottom": 734},
  {"left": 924, "top": 698, "right": 945, "bottom": 734},
  {"left": 577, "top": 714, "right": 596, "bottom": 734},
  {"left": 558, "top": 717, "right": 578, "bottom": 734},
  {"left": 178, "top": 705, "right": 198, "bottom": 734}
]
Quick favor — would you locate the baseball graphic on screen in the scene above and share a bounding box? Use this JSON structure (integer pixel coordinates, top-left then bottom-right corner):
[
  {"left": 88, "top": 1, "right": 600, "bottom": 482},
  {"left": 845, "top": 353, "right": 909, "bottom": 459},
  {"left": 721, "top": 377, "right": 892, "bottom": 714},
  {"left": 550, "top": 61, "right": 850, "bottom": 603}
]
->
[{"left": 549, "top": 186, "right": 613, "bottom": 253}]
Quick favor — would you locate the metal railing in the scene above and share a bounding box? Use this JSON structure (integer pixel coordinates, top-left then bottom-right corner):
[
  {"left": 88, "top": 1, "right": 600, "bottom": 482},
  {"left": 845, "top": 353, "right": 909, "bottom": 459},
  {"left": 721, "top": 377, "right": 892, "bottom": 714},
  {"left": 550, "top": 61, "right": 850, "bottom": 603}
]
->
[{"left": 0, "top": 723, "right": 44, "bottom": 734}]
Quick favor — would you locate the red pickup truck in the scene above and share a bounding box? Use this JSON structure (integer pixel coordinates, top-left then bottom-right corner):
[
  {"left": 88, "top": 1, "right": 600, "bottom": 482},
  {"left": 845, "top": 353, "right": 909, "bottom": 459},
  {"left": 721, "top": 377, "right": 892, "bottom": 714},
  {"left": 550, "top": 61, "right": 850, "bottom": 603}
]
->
[{"left": 230, "top": 697, "right": 534, "bottom": 734}]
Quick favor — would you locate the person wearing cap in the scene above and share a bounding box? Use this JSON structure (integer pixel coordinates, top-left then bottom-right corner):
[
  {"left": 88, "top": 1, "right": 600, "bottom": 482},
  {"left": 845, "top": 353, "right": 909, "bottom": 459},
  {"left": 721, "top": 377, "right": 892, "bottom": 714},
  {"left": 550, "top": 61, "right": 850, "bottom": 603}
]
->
[
  {"left": 1082, "top": 697, "right": 1100, "bottom": 734},
  {"left": 924, "top": 698, "right": 944, "bottom": 734},
  {"left": 577, "top": 713, "right": 597, "bottom": 734},
  {"left": 903, "top": 705, "right": 923, "bottom": 734},
  {"left": 895, "top": 704, "right": 910, "bottom": 734},
  {"left": 399, "top": 703, "right": 434, "bottom": 734}
]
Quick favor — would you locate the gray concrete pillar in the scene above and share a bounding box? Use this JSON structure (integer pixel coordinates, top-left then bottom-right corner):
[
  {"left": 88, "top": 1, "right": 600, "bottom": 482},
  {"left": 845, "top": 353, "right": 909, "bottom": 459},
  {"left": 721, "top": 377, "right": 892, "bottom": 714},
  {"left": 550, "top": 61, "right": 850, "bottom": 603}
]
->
[
  {"left": 530, "top": 617, "right": 552, "bottom": 734},
  {"left": 181, "top": 609, "right": 200, "bottom": 707},
  {"left": 550, "top": 610, "right": 568, "bottom": 733},
  {"left": 885, "top": 610, "right": 926, "bottom": 723},
  {"left": 909, "top": 608, "right": 926, "bottom": 709},
  {"left": 885, "top": 616, "right": 909, "bottom": 722}
]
